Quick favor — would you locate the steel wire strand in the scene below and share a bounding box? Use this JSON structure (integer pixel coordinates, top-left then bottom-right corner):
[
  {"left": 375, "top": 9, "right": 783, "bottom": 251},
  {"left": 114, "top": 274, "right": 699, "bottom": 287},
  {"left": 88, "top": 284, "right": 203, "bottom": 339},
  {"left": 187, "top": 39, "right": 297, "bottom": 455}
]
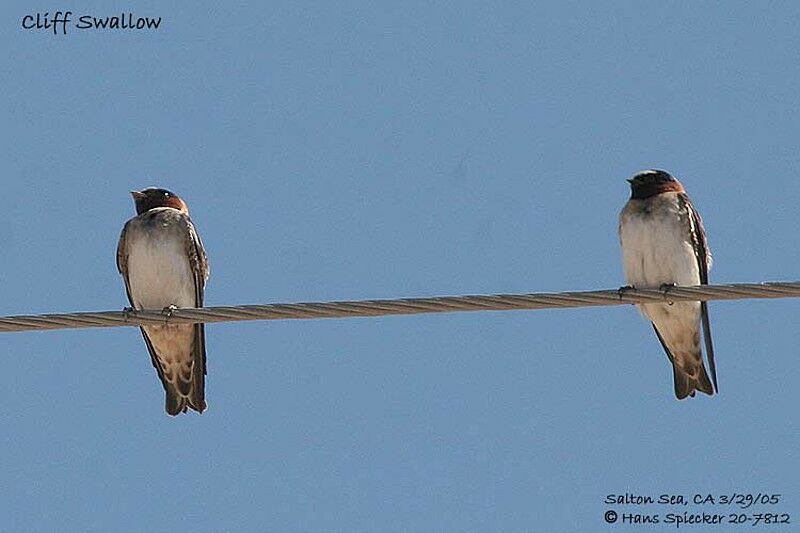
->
[{"left": 1, "top": 281, "right": 800, "bottom": 333}]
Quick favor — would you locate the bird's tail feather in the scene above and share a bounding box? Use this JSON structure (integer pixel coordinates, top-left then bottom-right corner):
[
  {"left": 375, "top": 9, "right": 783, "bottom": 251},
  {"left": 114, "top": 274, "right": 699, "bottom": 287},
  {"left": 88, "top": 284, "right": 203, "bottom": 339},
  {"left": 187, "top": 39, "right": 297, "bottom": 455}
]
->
[
  {"left": 672, "top": 363, "right": 714, "bottom": 400},
  {"left": 164, "top": 379, "right": 205, "bottom": 416},
  {"left": 164, "top": 326, "right": 206, "bottom": 416},
  {"left": 165, "top": 388, "right": 186, "bottom": 416}
]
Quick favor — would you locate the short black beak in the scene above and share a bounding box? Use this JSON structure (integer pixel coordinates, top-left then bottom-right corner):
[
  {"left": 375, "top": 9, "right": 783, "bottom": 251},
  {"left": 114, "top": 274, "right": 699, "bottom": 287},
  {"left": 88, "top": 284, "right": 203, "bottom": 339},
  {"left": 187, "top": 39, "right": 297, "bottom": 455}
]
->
[{"left": 130, "top": 191, "right": 146, "bottom": 201}]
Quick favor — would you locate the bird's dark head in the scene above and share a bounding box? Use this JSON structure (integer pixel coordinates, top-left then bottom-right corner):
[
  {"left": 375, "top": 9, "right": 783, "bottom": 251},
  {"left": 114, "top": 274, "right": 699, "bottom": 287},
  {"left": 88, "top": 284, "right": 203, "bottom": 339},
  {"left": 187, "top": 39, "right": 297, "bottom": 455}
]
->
[
  {"left": 131, "top": 188, "right": 189, "bottom": 215},
  {"left": 627, "top": 169, "right": 685, "bottom": 200}
]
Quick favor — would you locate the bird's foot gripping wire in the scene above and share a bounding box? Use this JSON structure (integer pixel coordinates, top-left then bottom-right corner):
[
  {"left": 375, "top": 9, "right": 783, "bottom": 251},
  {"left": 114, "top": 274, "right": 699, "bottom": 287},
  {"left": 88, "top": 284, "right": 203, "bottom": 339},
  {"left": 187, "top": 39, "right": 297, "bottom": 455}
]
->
[
  {"left": 659, "top": 283, "right": 677, "bottom": 305},
  {"left": 617, "top": 285, "right": 635, "bottom": 301},
  {"left": 122, "top": 306, "right": 135, "bottom": 322},
  {"left": 161, "top": 305, "right": 179, "bottom": 325}
]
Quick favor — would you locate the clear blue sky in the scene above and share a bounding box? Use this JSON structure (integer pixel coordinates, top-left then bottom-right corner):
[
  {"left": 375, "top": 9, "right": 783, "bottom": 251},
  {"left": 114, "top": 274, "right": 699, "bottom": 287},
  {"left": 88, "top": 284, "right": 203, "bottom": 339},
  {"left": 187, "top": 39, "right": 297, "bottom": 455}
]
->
[{"left": 2, "top": 2, "right": 799, "bottom": 531}]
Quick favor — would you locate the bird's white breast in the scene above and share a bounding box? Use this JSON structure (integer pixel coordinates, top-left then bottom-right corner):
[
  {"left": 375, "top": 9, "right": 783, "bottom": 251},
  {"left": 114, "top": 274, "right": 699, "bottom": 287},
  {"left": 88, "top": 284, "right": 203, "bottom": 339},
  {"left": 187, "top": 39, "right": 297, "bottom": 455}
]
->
[
  {"left": 125, "top": 221, "right": 196, "bottom": 310},
  {"left": 619, "top": 194, "right": 700, "bottom": 288}
]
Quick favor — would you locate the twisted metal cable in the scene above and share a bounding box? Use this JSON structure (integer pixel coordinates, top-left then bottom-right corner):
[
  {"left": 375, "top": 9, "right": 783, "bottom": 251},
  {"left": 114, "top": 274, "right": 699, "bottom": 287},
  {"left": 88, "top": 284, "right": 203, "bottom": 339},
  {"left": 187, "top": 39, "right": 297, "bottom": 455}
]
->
[{"left": 1, "top": 281, "right": 799, "bottom": 334}]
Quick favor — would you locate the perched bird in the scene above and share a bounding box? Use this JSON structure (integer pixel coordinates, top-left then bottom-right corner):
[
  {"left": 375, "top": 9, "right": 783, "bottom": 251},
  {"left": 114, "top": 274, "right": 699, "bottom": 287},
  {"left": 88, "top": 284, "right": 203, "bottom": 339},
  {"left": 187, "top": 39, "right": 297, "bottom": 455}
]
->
[
  {"left": 618, "top": 170, "right": 717, "bottom": 399},
  {"left": 117, "top": 188, "right": 209, "bottom": 415}
]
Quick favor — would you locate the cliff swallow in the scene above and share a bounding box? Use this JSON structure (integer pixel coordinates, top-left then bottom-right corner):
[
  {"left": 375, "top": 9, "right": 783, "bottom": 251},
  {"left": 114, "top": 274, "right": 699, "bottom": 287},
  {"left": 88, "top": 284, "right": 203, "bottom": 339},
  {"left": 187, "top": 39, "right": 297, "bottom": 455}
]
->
[
  {"left": 618, "top": 170, "right": 718, "bottom": 399},
  {"left": 117, "top": 188, "right": 209, "bottom": 415}
]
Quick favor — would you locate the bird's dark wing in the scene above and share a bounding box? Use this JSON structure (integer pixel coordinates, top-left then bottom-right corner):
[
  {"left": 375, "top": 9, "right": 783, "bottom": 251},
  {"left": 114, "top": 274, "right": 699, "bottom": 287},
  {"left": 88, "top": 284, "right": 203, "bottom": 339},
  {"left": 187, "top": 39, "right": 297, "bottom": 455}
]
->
[
  {"left": 184, "top": 218, "right": 209, "bottom": 305},
  {"left": 182, "top": 216, "right": 208, "bottom": 411},
  {"left": 679, "top": 193, "right": 717, "bottom": 393},
  {"left": 116, "top": 221, "right": 136, "bottom": 307}
]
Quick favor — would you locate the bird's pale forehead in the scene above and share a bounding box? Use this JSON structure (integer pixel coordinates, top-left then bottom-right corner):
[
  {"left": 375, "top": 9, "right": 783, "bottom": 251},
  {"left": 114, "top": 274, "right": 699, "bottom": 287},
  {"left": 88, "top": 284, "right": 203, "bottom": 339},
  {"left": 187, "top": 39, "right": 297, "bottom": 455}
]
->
[
  {"left": 142, "top": 187, "right": 177, "bottom": 196},
  {"left": 631, "top": 169, "right": 673, "bottom": 180}
]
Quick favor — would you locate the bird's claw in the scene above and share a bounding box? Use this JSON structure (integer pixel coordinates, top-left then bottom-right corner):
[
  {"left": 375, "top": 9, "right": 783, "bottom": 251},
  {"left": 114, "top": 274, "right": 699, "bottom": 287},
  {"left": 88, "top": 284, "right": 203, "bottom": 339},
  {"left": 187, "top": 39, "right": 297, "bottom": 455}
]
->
[
  {"left": 122, "top": 306, "right": 135, "bottom": 321},
  {"left": 161, "top": 305, "right": 178, "bottom": 324},
  {"left": 617, "top": 285, "right": 634, "bottom": 301},
  {"left": 660, "top": 283, "right": 677, "bottom": 305}
]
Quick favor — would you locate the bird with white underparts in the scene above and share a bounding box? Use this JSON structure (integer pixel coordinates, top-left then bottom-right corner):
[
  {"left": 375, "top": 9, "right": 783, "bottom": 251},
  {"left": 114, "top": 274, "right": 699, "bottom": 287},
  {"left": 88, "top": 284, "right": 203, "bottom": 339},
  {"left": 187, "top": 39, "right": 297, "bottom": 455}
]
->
[
  {"left": 619, "top": 170, "right": 718, "bottom": 399},
  {"left": 117, "top": 187, "right": 209, "bottom": 415}
]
